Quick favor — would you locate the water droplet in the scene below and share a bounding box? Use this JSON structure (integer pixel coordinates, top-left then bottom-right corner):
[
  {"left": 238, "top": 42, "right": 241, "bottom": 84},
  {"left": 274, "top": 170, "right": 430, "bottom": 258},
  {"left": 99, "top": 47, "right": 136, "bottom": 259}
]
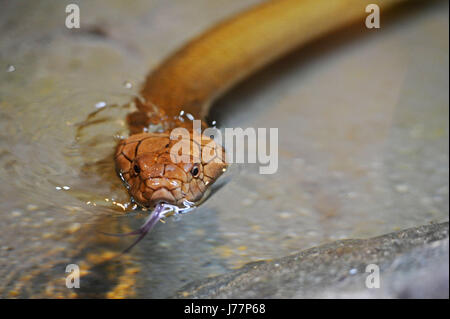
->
[
  {"left": 113, "top": 202, "right": 127, "bottom": 210},
  {"left": 123, "top": 81, "right": 132, "bottom": 89},
  {"left": 11, "top": 210, "right": 22, "bottom": 217},
  {"left": 241, "top": 198, "right": 254, "bottom": 206},
  {"left": 395, "top": 184, "right": 409, "bottom": 193},
  {"left": 66, "top": 223, "right": 81, "bottom": 234},
  {"left": 277, "top": 211, "right": 292, "bottom": 219},
  {"left": 6, "top": 65, "right": 15, "bottom": 72},
  {"left": 347, "top": 192, "right": 357, "bottom": 199},
  {"left": 26, "top": 204, "right": 38, "bottom": 211},
  {"left": 95, "top": 101, "right": 107, "bottom": 109}
]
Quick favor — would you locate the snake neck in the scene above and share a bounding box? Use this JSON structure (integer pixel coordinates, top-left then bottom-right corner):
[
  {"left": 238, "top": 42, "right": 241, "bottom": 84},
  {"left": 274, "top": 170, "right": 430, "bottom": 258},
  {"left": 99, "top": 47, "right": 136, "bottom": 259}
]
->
[
  {"left": 127, "top": 97, "right": 209, "bottom": 135},
  {"left": 129, "top": 0, "right": 407, "bottom": 136}
]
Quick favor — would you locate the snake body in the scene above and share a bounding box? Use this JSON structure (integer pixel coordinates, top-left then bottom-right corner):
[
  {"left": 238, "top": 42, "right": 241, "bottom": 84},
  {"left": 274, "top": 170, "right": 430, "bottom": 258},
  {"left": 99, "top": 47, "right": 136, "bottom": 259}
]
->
[{"left": 116, "top": 0, "right": 407, "bottom": 208}]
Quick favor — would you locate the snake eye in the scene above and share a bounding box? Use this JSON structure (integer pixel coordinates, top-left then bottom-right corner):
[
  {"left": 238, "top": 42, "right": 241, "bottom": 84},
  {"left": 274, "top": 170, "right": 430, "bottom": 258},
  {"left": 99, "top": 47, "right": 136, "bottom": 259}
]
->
[
  {"left": 191, "top": 165, "right": 200, "bottom": 177},
  {"left": 133, "top": 164, "right": 141, "bottom": 174}
]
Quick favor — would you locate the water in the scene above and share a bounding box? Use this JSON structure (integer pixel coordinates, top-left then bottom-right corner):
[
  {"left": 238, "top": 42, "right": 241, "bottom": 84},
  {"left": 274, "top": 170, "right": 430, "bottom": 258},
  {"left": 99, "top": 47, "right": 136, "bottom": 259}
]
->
[{"left": 0, "top": 0, "right": 448, "bottom": 298}]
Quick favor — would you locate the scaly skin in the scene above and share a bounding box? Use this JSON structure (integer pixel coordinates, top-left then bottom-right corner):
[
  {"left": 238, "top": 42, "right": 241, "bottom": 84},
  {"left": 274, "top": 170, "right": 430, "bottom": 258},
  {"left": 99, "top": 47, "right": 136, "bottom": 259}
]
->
[{"left": 115, "top": 131, "right": 227, "bottom": 207}]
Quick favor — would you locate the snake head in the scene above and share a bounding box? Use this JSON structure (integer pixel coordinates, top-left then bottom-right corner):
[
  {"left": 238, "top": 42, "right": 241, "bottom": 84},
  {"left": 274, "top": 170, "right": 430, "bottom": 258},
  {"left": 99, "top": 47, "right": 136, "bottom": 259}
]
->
[{"left": 115, "top": 132, "right": 227, "bottom": 208}]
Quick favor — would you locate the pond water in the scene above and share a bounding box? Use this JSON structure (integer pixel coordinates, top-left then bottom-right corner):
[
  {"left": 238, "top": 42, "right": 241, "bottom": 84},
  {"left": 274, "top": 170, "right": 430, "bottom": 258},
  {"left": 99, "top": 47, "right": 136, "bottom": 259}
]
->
[{"left": 0, "top": 0, "right": 448, "bottom": 298}]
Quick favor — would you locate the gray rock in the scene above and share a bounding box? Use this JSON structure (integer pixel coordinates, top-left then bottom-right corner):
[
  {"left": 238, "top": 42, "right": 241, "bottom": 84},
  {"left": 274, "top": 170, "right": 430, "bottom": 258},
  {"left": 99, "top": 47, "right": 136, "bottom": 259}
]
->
[{"left": 174, "top": 222, "right": 449, "bottom": 298}]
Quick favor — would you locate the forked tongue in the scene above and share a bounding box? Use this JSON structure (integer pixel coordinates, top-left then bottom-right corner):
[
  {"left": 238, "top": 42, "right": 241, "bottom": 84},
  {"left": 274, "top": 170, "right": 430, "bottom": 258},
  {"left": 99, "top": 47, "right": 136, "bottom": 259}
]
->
[{"left": 101, "top": 202, "right": 193, "bottom": 254}]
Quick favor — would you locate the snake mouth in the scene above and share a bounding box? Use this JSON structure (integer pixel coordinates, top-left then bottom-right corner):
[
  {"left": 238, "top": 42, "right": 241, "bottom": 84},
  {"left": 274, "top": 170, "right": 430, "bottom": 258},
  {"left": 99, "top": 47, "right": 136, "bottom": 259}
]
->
[{"left": 147, "top": 188, "right": 177, "bottom": 206}]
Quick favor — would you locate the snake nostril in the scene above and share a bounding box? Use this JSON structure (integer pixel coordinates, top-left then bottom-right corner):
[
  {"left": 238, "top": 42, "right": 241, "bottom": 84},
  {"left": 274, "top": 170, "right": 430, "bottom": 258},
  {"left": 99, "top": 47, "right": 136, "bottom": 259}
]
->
[{"left": 134, "top": 164, "right": 141, "bottom": 174}]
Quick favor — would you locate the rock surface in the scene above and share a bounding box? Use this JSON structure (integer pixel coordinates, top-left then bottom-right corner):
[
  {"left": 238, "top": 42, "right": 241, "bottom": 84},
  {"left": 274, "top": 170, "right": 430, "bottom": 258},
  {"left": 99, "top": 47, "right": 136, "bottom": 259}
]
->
[{"left": 174, "top": 222, "right": 449, "bottom": 298}]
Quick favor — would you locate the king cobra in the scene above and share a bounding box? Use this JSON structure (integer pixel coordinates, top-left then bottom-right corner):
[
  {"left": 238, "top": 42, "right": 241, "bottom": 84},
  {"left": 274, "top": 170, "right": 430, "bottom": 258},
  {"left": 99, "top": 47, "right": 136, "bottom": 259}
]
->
[{"left": 115, "top": 0, "right": 407, "bottom": 213}]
